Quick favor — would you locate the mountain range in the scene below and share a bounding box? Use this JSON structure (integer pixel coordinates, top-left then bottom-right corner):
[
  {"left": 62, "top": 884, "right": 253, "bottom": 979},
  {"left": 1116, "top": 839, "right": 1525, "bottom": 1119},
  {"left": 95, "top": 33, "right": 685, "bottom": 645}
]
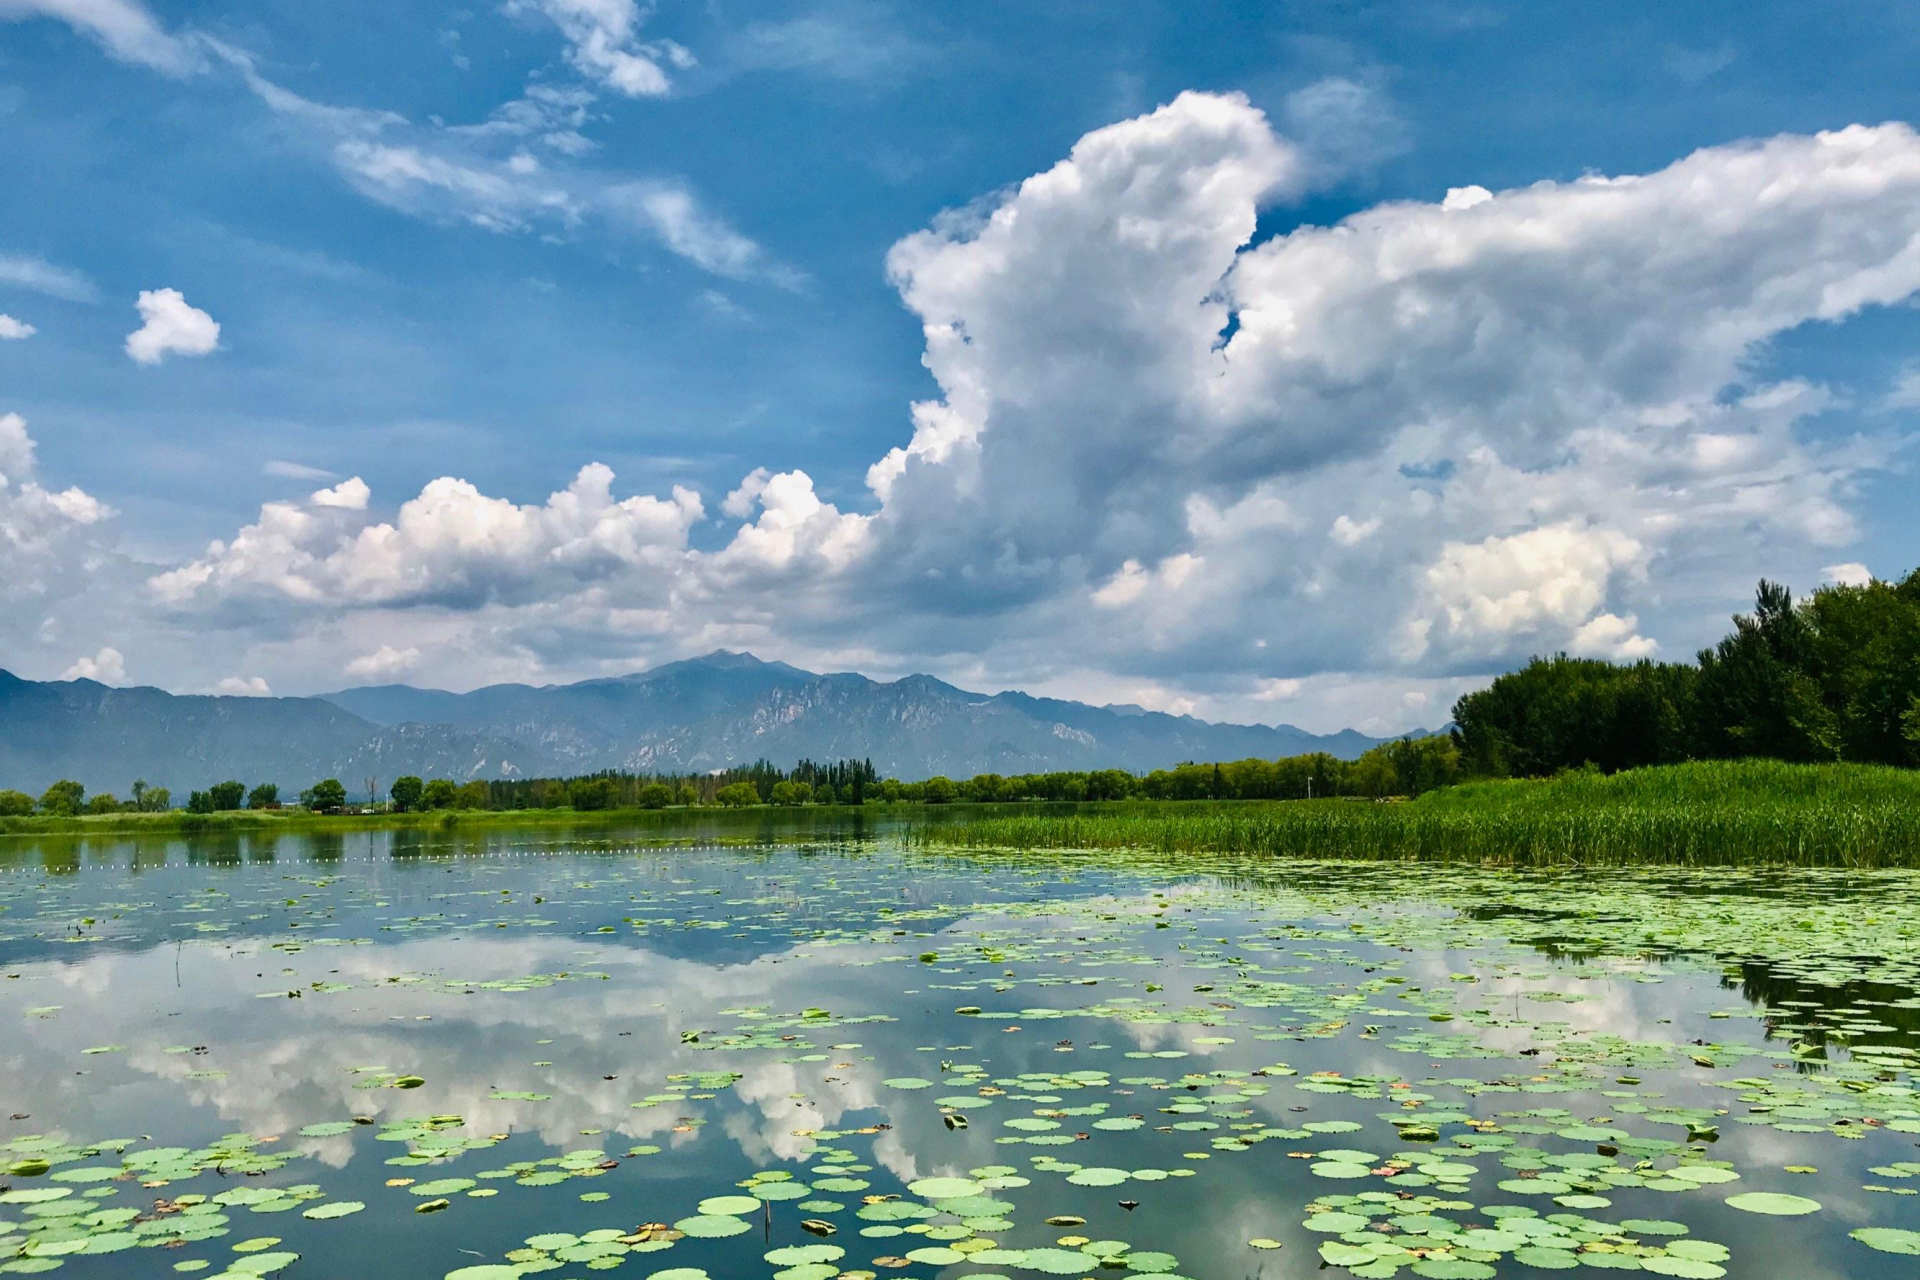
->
[{"left": 0, "top": 652, "right": 1434, "bottom": 796}]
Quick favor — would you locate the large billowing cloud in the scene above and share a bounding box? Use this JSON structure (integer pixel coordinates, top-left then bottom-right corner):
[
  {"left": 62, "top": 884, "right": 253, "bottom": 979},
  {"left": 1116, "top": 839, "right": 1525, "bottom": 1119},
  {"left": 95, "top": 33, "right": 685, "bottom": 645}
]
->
[
  {"left": 44, "top": 93, "right": 1920, "bottom": 724},
  {"left": 850, "top": 102, "right": 1920, "bottom": 683}
]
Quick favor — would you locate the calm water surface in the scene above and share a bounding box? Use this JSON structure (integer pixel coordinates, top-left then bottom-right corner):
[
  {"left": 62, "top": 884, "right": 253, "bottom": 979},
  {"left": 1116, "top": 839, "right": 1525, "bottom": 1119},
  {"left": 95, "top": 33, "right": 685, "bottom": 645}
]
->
[{"left": 3, "top": 825, "right": 1918, "bottom": 1280}]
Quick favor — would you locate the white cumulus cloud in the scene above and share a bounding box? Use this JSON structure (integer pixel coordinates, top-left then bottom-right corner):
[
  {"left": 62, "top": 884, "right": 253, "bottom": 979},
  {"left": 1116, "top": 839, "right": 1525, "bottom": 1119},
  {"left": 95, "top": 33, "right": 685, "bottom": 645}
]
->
[
  {"left": 0, "top": 413, "right": 114, "bottom": 602},
  {"left": 62, "top": 645, "right": 125, "bottom": 683},
  {"left": 1401, "top": 523, "right": 1653, "bottom": 663},
  {"left": 124, "top": 288, "right": 220, "bottom": 364},
  {"left": 344, "top": 645, "right": 422, "bottom": 680},
  {"left": 310, "top": 477, "right": 370, "bottom": 510},
  {"left": 841, "top": 102, "right": 1920, "bottom": 688},
  {"left": 0, "top": 315, "right": 36, "bottom": 340},
  {"left": 151, "top": 463, "right": 704, "bottom": 610}
]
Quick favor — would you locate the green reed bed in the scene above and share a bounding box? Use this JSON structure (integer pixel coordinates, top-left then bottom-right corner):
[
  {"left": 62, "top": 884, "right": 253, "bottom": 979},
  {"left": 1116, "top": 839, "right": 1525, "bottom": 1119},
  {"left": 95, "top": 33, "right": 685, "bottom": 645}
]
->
[{"left": 906, "top": 760, "right": 1920, "bottom": 867}]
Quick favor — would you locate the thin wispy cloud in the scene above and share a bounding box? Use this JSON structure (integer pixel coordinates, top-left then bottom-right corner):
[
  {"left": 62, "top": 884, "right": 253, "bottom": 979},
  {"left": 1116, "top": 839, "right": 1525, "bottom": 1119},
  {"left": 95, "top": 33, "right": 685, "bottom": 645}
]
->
[
  {"left": 0, "top": 0, "right": 201, "bottom": 75},
  {"left": 201, "top": 36, "right": 796, "bottom": 285},
  {"left": 0, "top": 253, "right": 97, "bottom": 302}
]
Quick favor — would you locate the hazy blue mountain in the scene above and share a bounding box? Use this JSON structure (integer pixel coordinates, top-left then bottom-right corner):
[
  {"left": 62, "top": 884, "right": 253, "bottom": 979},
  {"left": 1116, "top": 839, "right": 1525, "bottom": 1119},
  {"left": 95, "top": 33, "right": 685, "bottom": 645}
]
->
[
  {"left": 0, "top": 651, "right": 1430, "bottom": 797},
  {"left": 320, "top": 651, "right": 818, "bottom": 770},
  {"left": 323, "top": 651, "right": 1424, "bottom": 778},
  {"left": 0, "top": 670, "right": 537, "bottom": 797}
]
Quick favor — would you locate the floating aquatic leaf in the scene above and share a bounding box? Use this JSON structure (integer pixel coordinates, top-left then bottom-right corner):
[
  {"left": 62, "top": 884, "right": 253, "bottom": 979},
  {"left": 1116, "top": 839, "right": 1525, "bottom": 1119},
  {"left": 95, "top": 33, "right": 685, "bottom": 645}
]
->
[
  {"left": 696, "top": 1195, "right": 761, "bottom": 1216},
  {"left": 1849, "top": 1228, "right": 1920, "bottom": 1255},
  {"left": 1724, "top": 1192, "right": 1821, "bottom": 1215}
]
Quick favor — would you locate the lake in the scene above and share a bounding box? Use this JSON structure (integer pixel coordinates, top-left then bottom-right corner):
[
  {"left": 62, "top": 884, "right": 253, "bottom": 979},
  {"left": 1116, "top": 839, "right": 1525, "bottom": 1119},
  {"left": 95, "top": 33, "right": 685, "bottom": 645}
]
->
[{"left": 3, "top": 823, "right": 1919, "bottom": 1279}]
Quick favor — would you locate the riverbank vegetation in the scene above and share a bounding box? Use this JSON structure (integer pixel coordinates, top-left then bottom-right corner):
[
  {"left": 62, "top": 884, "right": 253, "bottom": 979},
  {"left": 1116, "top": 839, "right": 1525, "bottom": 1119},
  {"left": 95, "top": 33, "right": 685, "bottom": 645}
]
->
[
  {"left": 906, "top": 759, "right": 1920, "bottom": 867},
  {"left": 1455, "top": 569, "right": 1920, "bottom": 775}
]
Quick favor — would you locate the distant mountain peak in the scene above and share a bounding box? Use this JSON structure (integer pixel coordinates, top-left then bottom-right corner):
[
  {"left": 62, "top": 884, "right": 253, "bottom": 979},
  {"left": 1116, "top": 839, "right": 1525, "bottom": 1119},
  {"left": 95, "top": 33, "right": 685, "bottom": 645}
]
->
[{"left": 624, "top": 650, "right": 812, "bottom": 682}]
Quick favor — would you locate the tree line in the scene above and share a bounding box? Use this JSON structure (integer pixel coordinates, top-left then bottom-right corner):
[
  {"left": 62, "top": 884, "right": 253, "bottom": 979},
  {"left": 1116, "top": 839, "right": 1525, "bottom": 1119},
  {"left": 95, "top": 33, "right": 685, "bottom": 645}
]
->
[
  {"left": 0, "top": 777, "right": 292, "bottom": 817},
  {"left": 372, "top": 743, "right": 1465, "bottom": 811},
  {"left": 1453, "top": 568, "right": 1920, "bottom": 776},
  {"left": 0, "top": 737, "right": 1468, "bottom": 819}
]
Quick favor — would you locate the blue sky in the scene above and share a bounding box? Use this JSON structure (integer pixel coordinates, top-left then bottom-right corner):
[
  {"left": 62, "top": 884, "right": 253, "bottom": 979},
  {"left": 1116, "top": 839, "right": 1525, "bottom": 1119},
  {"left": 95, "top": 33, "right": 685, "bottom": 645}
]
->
[{"left": 3, "top": 0, "right": 1918, "bottom": 732}]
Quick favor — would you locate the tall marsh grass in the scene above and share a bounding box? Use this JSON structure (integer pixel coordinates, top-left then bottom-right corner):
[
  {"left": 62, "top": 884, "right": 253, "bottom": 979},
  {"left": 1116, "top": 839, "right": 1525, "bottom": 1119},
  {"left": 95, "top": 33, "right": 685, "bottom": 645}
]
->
[{"left": 905, "top": 760, "right": 1920, "bottom": 867}]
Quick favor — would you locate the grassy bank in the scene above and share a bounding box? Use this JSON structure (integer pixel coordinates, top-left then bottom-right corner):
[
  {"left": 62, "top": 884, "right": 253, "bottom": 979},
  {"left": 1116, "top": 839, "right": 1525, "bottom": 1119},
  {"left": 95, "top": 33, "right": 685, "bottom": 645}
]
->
[{"left": 904, "top": 760, "right": 1920, "bottom": 867}]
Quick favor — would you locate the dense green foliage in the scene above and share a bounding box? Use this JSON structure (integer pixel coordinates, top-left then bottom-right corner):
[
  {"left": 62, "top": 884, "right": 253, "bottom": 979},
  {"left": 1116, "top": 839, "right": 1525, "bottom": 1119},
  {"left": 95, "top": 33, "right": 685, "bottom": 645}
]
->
[
  {"left": 909, "top": 760, "right": 1920, "bottom": 867},
  {"left": 388, "top": 774, "right": 424, "bottom": 811},
  {"left": 37, "top": 779, "right": 84, "bottom": 817},
  {"left": 472, "top": 756, "right": 884, "bottom": 810},
  {"left": 868, "top": 736, "right": 1461, "bottom": 805},
  {"left": 1456, "top": 569, "right": 1920, "bottom": 776},
  {"left": 301, "top": 778, "right": 347, "bottom": 812},
  {"left": 186, "top": 778, "right": 247, "bottom": 814}
]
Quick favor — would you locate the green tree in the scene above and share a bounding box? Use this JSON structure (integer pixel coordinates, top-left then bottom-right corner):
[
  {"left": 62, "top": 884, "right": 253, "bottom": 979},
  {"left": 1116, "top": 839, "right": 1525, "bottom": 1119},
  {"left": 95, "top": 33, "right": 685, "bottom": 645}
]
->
[
  {"left": 208, "top": 779, "right": 246, "bottom": 811},
  {"left": 568, "top": 777, "right": 618, "bottom": 810},
  {"left": 0, "top": 790, "right": 34, "bottom": 817},
  {"left": 714, "top": 782, "right": 759, "bottom": 807},
  {"left": 247, "top": 783, "right": 279, "bottom": 810},
  {"left": 1347, "top": 749, "right": 1399, "bottom": 798},
  {"left": 85, "top": 793, "right": 122, "bottom": 814},
  {"left": 637, "top": 782, "right": 674, "bottom": 809},
  {"left": 421, "top": 778, "right": 458, "bottom": 810},
  {"left": 921, "top": 775, "right": 957, "bottom": 804},
  {"left": 305, "top": 778, "right": 347, "bottom": 812},
  {"left": 389, "top": 776, "right": 425, "bottom": 812},
  {"left": 186, "top": 790, "right": 215, "bottom": 814},
  {"left": 1800, "top": 569, "right": 1920, "bottom": 765},
  {"left": 143, "top": 786, "right": 170, "bottom": 812},
  {"left": 1453, "top": 656, "right": 1699, "bottom": 776},
  {"left": 1696, "top": 581, "right": 1839, "bottom": 762},
  {"left": 38, "top": 779, "right": 84, "bottom": 817},
  {"left": 1383, "top": 735, "right": 1462, "bottom": 796},
  {"left": 676, "top": 783, "right": 700, "bottom": 807}
]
